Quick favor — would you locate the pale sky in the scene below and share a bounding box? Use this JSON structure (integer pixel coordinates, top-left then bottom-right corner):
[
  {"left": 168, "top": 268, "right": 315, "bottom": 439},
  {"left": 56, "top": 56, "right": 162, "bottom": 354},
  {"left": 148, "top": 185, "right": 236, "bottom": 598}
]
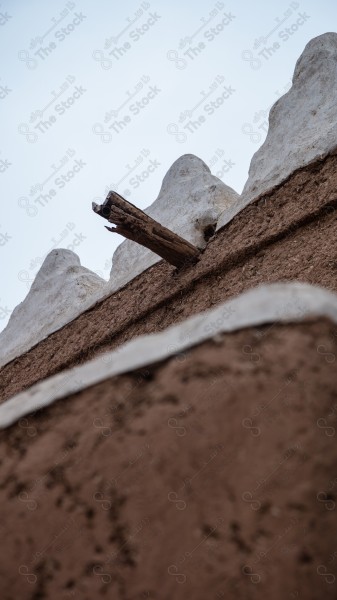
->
[{"left": 1, "top": 0, "right": 336, "bottom": 332}]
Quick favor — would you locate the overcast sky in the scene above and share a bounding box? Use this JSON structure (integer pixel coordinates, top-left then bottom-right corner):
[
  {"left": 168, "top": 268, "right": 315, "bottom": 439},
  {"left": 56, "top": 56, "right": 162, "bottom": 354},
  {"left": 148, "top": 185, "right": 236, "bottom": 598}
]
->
[{"left": 1, "top": 0, "right": 336, "bottom": 332}]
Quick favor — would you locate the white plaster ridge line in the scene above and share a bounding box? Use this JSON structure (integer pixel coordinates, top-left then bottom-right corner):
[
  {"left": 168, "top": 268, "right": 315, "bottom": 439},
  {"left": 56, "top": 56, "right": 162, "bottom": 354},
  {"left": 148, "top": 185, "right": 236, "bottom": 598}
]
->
[{"left": 1, "top": 282, "right": 337, "bottom": 431}]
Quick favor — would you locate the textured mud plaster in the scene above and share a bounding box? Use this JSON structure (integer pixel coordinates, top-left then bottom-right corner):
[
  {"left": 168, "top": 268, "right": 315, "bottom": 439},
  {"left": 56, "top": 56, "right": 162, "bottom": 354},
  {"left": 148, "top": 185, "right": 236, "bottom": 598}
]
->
[
  {"left": 1, "top": 281, "right": 337, "bottom": 430},
  {"left": 217, "top": 31, "right": 337, "bottom": 230},
  {"left": 109, "top": 153, "right": 239, "bottom": 289},
  {"left": 1, "top": 319, "right": 337, "bottom": 599},
  {"left": 0, "top": 249, "right": 106, "bottom": 368}
]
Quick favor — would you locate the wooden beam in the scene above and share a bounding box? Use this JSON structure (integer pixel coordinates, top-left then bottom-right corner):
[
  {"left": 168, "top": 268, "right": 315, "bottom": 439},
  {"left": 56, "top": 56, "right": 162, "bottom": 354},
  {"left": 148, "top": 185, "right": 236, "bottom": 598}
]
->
[{"left": 92, "top": 191, "right": 200, "bottom": 269}]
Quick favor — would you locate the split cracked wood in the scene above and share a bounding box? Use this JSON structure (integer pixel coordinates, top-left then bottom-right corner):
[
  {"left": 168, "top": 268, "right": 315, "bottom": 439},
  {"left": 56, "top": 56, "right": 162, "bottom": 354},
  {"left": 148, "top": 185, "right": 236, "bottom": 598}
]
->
[{"left": 92, "top": 190, "right": 201, "bottom": 268}]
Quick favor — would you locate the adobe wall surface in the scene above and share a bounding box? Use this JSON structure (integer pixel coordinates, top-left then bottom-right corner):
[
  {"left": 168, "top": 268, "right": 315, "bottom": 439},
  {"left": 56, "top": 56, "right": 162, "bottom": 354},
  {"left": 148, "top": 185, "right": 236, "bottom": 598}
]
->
[
  {"left": 1, "top": 318, "right": 337, "bottom": 599},
  {"left": 1, "top": 151, "right": 337, "bottom": 404},
  {"left": 1, "top": 31, "right": 336, "bottom": 600}
]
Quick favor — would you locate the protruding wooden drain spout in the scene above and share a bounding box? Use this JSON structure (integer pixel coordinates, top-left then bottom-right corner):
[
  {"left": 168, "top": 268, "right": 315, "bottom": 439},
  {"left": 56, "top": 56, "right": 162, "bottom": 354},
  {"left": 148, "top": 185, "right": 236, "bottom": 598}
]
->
[{"left": 92, "top": 190, "right": 200, "bottom": 269}]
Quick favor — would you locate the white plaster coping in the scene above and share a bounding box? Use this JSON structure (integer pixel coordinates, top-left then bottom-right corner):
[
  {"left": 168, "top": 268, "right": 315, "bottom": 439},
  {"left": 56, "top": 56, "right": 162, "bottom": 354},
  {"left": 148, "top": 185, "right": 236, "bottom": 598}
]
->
[
  {"left": 217, "top": 32, "right": 337, "bottom": 231},
  {"left": 0, "top": 250, "right": 107, "bottom": 370},
  {"left": 109, "top": 154, "right": 239, "bottom": 288},
  {"left": 1, "top": 281, "right": 337, "bottom": 431}
]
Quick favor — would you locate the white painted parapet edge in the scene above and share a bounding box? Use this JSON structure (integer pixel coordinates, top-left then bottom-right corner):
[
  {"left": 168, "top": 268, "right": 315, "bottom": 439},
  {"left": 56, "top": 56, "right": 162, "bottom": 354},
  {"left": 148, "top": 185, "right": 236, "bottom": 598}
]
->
[
  {"left": 1, "top": 281, "right": 337, "bottom": 430},
  {"left": 217, "top": 32, "right": 337, "bottom": 231},
  {"left": 0, "top": 250, "right": 107, "bottom": 369}
]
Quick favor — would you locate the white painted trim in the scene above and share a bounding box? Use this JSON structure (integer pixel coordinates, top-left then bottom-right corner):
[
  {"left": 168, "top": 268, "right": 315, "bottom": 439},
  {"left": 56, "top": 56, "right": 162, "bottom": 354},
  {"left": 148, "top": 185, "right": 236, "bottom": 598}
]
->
[{"left": 1, "top": 282, "right": 337, "bottom": 430}]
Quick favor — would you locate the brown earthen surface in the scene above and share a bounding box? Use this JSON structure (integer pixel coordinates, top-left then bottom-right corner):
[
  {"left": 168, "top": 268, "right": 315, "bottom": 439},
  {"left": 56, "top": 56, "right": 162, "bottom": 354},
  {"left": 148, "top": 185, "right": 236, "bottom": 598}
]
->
[
  {"left": 1, "top": 319, "right": 337, "bottom": 599},
  {"left": 1, "top": 153, "right": 337, "bottom": 404}
]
